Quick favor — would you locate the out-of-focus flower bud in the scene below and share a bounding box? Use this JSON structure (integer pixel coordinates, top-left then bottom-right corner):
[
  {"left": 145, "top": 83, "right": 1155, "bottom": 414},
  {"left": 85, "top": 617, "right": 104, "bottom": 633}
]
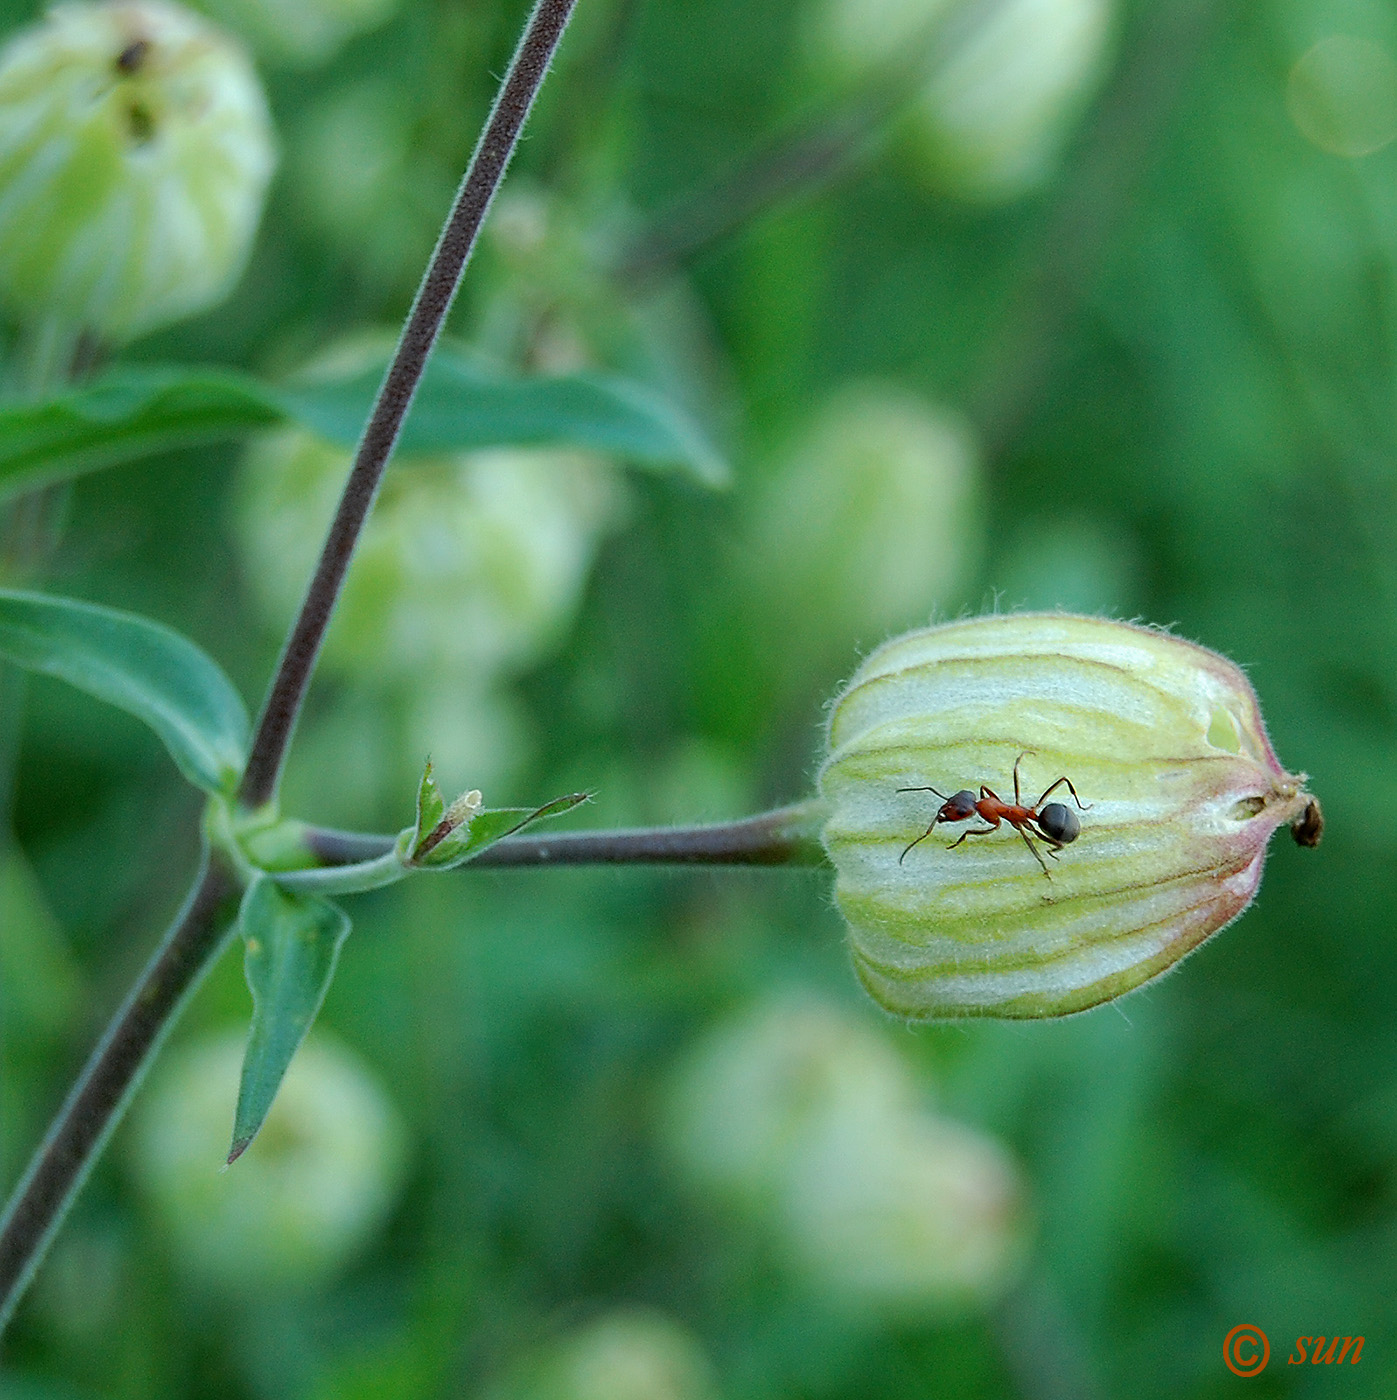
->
[
  {"left": 747, "top": 383, "right": 980, "bottom": 669},
  {"left": 806, "top": 0, "right": 1114, "bottom": 202},
  {"left": 0, "top": 1, "right": 275, "bottom": 342},
  {"left": 782, "top": 1109, "right": 1025, "bottom": 1313},
  {"left": 663, "top": 995, "right": 1027, "bottom": 1312},
  {"left": 820, "top": 614, "right": 1321, "bottom": 1019},
  {"left": 909, "top": 0, "right": 1114, "bottom": 201},
  {"left": 130, "top": 1030, "right": 406, "bottom": 1290},
  {"left": 291, "top": 80, "right": 449, "bottom": 291},
  {"left": 236, "top": 424, "right": 621, "bottom": 682},
  {"left": 198, "top": 0, "right": 401, "bottom": 67},
  {"left": 663, "top": 996, "right": 918, "bottom": 1207},
  {"left": 487, "top": 1310, "right": 718, "bottom": 1400}
]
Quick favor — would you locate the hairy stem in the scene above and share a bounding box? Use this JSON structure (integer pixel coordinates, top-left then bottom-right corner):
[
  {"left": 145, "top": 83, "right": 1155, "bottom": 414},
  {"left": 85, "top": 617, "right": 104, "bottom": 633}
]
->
[
  {"left": 0, "top": 857, "right": 240, "bottom": 1332},
  {"left": 238, "top": 0, "right": 582, "bottom": 810},
  {"left": 303, "top": 801, "right": 831, "bottom": 869}
]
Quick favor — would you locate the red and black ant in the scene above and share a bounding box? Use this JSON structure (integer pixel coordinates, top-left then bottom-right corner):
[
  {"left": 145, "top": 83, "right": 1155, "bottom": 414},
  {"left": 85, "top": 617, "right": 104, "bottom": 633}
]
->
[{"left": 898, "top": 752, "right": 1091, "bottom": 878}]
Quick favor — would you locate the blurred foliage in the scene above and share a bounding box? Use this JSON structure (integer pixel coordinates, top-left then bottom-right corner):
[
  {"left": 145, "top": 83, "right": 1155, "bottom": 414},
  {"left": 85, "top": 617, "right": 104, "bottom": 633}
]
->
[{"left": 2, "top": 0, "right": 1396, "bottom": 1396}]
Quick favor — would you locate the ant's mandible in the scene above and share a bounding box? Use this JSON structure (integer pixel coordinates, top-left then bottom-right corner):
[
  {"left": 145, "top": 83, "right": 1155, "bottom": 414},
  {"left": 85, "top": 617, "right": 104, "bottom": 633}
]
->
[{"left": 898, "top": 752, "right": 1091, "bottom": 878}]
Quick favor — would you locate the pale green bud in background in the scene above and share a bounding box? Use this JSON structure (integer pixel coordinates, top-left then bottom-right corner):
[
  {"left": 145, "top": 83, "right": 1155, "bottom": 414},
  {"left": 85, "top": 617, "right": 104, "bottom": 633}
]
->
[
  {"left": 806, "top": 0, "right": 1114, "bottom": 202},
  {"left": 486, "top": 1310, "right": 719, "bottom": 1400},
  {"left": 291, "top": 80, "right": 449, "bottom": 291},
  {"left": 0, "top": 1, "right": 275, "bottom": 343},
  {"left": 820, "top": 614, "right": 1321, "bottom": 1020},
  {"left": 664, "top": 996, "right": 1027, "bottom": 1313},
  {"left": 237, "top": 426, "right": 621, "bottom": 683},
  {"left": 805, "top": 0, "right": 955, "bottom": 81},
  {"left": 781, "top": 1105, "right": 1025, "bottom": 1314},
  {"left": 197, "top": 0, "right": 402, "bottom": 67},
  {"left": 746, "top": 383, "right": 980, "bottom": 669},
  {"left": 130, "top": 1030, "right": 407, "bottom": 1290},
  {"left": 910, "top": 0, "right": 1114, "bottom": 201},
  {"left": 663, "top": 996, "right": 919, "bottom": 1208}
]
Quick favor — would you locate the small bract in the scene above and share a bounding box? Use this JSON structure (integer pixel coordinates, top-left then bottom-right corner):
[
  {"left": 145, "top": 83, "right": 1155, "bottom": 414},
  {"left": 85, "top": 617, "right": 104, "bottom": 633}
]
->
[{"left": 819, "top": 614, "right": 1320, "bottom": 1018}]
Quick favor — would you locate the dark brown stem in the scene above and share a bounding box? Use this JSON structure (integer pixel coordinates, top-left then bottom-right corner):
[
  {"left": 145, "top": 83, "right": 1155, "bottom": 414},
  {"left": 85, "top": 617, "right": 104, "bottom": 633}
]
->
[
  {"left": 238, "top": 0, "right": 582, "bottom": 810},
  {"left": 0, "top": 857, "right": 240, "bottom": 1331},
  {"left": 303, "top": 801, "right": 830, "bottom": 869}
]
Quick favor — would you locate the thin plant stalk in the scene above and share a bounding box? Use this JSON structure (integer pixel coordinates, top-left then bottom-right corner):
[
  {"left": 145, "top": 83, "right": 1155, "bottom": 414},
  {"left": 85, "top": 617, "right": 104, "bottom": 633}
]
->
[
  {"left": 0, "top": 856, "right": 240, "bottom": 1331},
  {"left": 303, "top": 801, "right": 831, "bottom": 869},
  {"left": 0, "top": 0, "right": 581, "bottom": 1334},
  {"left": 238, "top": 0, "right": 582, "bottom": 810}
]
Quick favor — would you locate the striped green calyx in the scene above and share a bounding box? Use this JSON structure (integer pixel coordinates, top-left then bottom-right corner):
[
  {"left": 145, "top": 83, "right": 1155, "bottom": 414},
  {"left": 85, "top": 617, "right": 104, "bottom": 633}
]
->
[
  {"left": 819, "top": 614, "right": 1319, "bottom": 1019},
  {"left": 0, "top": 1, "right": 275, "bottom": 343}
]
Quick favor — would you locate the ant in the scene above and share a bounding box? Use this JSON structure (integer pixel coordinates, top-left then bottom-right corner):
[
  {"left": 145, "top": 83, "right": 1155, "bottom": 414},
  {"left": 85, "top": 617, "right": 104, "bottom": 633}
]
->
[{"left": 898, "top": 752, "right": 1091, "bottom": 878}]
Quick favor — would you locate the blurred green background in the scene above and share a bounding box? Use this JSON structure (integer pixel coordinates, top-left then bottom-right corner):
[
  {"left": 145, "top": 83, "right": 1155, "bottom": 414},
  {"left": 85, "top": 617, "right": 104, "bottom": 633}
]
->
[{"left": 2, "top": 0, "right": 1394, "bottom": 1394}]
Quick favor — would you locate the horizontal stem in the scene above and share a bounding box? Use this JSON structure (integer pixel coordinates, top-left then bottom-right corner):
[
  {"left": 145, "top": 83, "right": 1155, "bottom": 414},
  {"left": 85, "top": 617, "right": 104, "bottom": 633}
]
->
[
  {"left": 0, "top": 856, "right": 240, "bottom": 1331},
  {"left": 273, "top": 847, "right": 406, "bottom": 896},
  {"left": 303, "top": 801, "right": 830, "bottom": 870}
]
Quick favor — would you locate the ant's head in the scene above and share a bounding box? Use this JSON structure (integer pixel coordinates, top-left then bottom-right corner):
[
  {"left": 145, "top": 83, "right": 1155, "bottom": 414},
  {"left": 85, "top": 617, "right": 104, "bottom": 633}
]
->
[
  {"left": 939, "top": 790, "right": 978, "bottom": 822},
  {"left": 1036, "top": 803, "right": 1080, "bottom": 844}
]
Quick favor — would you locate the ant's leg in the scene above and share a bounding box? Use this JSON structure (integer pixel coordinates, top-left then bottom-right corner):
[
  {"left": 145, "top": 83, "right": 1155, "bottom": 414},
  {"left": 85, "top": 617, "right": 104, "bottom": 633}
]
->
[
  {"left": 1013, "top": 752, "right": 1029, "bottom": 805},
  {"left": 980, "top": 786, "right": 1003, "bottom": 803},
  {"left": 1035, "top": 775, "right": 1092, "bottom": 810},
  {"left": 1018, "top": 828, "right": 1052, "bottom": 878},
  {"left": 900, "top": 824, "right": 938, "bottom": 863},
  {"left": 947, "top": 824, "right": 997, "bottom": 850}
]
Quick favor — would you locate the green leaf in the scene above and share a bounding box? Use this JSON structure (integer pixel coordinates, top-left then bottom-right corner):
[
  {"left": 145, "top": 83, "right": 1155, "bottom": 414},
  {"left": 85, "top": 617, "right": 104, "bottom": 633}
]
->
[
  {"left": 0, "top": 589, "right": 248, "bottom": 792},
  {"left": 0, "top": 353, "right": 728, "bottom": 503},
  {"left": 416, "top": 791, "right": 591, "bottom": 869},
  {"left": 0, "top": 365, "right": 282, "bottom": 501},
  {"left": 229, "top": 877, "right": 351, "bottom": 1164},
  {"left": 280, "top": 354, "right": 730, "bottom": 486}
]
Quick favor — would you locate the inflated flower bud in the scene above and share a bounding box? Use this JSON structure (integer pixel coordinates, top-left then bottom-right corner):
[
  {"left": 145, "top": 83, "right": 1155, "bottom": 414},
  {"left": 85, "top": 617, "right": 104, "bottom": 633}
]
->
[
  {"left": 662, "top": 996, "right": 919, "bottom": 1207},
  {"left": 663, "top": 996, "right": 1027, "bottom": 1311},
  {"left": 488, "top": 1311, "right": 718, "bottom": 1400},
  {"left": 0, "top": 1, "right": 275, "bottom": 342},
  {"left": 237, "top": 423, "right": 620, "bottom": 682},
  {"left": 747, "top": 383, "right": 981, "bottom": 669},
  {"left": 806, "top": 0, "right": 1114, "bottom": 202},
  {"left": 782, "top": 1109, "right": 1025, "bottom": 1313},
  {"left": 130, "top": 1030, "right": 406, "bottom": 1290},
  {"left": 820, "top": 614, "right": 1320, "bottom": 1019},
  {"left": 198, "top": 0, "right": 401, "bottom": 67},
  {"left": 909, "top": 0, "right": 1114, "bottom": 201}
]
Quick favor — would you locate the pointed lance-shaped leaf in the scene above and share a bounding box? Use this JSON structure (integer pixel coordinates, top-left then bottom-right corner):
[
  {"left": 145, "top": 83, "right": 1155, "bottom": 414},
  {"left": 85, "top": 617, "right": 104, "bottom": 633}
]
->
[
  {"left": 229, "top": 878, "right": 351, "bottom": 1164},
  {"left": 412, "top": 760, "right": 446, "bottom": 848},
  {"left": 0, "top": 588, "right": 248, "bottom": 792},
  {"left": 0, "top": 351, "right": 729, "bottom": 505},
  {"left": 413, "top": 792, "right": 591, "bottom": 869}
]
